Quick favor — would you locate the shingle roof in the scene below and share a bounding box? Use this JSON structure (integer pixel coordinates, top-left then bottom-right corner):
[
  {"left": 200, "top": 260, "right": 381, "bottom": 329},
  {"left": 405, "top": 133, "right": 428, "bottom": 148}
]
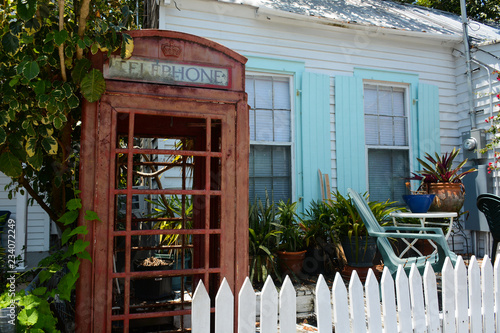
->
[{"left": 222, "top": 0, "right": 500, "bottom": 43}]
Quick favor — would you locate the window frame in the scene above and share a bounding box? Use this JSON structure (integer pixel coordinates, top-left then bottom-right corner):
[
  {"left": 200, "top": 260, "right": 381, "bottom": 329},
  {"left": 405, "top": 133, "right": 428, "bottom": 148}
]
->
[
  {"left": 362, "top": 80, "right": 413, "bottom": 198},
  {"left": 246, "top": 71, "right": 296, "bottom": 202}
]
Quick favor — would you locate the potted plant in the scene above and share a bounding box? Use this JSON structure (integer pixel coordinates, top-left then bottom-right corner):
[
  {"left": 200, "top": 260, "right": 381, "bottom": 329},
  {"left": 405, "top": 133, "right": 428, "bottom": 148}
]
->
[
  {"left": 329, "top": 191, "right": 400, "bottom": 270},
  {"left": 412, "top": 148, "right": 477, "bottom": 212},
  {"left": 248, "top": 193, "right": 281, "bottom": 284},
  {"left": 275, "top": 200, "right": 306, "bottom": 275},
  {"left": 300, "top": 200, "right": 338, "bottom": 275}
]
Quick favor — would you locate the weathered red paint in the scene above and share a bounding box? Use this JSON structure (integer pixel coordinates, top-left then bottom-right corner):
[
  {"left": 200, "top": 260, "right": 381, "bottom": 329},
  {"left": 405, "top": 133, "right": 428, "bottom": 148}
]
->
[{"left": 77, "top": 30, "right": 248, "bottom": 333}]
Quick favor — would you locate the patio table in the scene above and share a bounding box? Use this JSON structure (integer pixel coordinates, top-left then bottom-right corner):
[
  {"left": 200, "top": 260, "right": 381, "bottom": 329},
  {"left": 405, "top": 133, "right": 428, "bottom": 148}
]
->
[{"left": 389, "top": 212, "right": 457, "bottom": 258}]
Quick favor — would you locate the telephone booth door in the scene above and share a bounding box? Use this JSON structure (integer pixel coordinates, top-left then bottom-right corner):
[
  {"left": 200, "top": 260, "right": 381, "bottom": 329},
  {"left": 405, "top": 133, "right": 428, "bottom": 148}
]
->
[{"left": 77, "top": 30, "right": 249, "bottom": 332}]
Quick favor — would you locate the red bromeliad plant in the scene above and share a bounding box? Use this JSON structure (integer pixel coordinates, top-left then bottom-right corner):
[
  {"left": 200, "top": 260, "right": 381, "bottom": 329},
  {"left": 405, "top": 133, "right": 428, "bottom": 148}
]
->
[{"left": 411, "top": 148, "right": 477, "bottom": 187}]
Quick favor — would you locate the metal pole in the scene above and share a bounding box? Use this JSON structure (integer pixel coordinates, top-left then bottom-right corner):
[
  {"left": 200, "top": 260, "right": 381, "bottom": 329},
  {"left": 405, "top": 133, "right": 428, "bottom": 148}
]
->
[{"left": 460, "top": 0, "right": 476, "bottom": 129}]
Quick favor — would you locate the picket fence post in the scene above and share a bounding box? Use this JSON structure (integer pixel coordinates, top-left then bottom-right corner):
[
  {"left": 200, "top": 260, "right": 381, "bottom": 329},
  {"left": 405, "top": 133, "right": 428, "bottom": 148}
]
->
[{"left": 191, "top": 255, "right": 500, "bottom": 333}]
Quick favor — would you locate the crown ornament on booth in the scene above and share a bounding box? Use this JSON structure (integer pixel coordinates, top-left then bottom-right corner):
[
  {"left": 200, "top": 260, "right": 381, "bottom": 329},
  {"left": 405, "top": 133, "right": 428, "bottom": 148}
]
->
[{"left": 161, "top": 41, "right": 182, "bottom": 57}]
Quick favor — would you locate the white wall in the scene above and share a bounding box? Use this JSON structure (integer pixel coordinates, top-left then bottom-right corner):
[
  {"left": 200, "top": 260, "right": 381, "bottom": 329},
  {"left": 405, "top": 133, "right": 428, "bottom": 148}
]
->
[{"left": 0, "top": 172, "right": 50, "bottom": 252}]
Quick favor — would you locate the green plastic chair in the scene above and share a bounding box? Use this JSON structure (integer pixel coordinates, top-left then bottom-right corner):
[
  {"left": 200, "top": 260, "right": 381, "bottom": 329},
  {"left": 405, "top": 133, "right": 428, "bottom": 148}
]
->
[
  {"left": 348, "top": 188, "right": 457, "bottom": 276},
  {"left": 477, "top": 193, "right": 500, "bottom": 263}
]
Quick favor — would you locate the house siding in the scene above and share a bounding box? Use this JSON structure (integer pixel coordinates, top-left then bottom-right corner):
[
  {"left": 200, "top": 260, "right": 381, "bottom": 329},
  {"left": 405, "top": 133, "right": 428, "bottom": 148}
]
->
[
  {"left": 0, "top": 172, "right": 50, "bottom": 252},
  {"left": 159, "top": 0, "right": 462, "bottom": 194}
]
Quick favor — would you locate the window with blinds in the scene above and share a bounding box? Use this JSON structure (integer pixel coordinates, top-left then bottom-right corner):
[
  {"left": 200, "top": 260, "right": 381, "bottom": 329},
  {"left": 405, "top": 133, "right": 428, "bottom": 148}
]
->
[
  {"left": 246, "top": 75, "right": 292, "bottom": 203},
  {"left": 364, "top": 84, "right": 409, "bottom": 203}
]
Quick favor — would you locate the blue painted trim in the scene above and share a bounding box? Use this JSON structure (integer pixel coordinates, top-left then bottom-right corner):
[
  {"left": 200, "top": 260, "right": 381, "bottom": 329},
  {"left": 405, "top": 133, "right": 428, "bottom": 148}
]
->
[
  {"left": 244, "top": 55, "right": 307, "bottom": 210},
  {"left": 335, "top": 75, "right": 366, "bottom": 195}
]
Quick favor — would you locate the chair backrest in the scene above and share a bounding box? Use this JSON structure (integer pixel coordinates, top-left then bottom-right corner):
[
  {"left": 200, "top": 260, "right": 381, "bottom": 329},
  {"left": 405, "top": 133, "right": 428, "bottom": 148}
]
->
[
  {"left": 347, "top": 189, "right": 384, "bottom": 235},
  {"left": 477, "top": 193, "right": 500, "bottom": 240}
]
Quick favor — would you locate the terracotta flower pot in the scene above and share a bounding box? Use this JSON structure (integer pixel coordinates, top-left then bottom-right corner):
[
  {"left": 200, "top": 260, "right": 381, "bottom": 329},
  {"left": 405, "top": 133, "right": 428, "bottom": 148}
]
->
[
  {"left": 277, "top": 250, "right": 306, "bottom": 275},
  {"left": 426, "top": 182, "right": 465, "bottom": 212}
]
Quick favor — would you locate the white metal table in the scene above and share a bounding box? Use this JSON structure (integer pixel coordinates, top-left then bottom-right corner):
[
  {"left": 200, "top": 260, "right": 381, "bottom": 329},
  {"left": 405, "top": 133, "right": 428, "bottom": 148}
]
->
[{"left": 389, "top": 212, "right": 457, "bottom": 258}]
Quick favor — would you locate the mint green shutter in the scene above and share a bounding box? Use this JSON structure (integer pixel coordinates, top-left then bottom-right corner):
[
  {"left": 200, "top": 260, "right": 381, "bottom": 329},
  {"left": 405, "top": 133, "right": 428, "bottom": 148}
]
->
[
  {"left": 335, "top": 75, "right": 366, "bottom": 195},
  {"left": 300, "top": 72, "right": 331, "bottom": 205},
  {"left": 415, "top": 83, "right": 440, "bottom": 163}
]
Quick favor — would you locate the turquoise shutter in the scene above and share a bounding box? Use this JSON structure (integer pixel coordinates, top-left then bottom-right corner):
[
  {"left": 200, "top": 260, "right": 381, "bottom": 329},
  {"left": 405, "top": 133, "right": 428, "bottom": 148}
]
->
[
  {"left": 300, "top": 72, "right": 331, "bottom": 205},
  {"left": 335, "top": 75, "right": 366, "bottom": 195},
  {"left": 415, "top": 83, "right": 440, "bottom": 163}
]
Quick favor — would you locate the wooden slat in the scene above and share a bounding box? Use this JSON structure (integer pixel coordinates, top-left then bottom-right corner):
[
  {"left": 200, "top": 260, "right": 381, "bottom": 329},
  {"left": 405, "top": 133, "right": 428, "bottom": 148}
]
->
[
  {"left": 422, "top": 262, "right": 440, "bottom": 333},
  {"left": 260, "top": 276, "right": 278, "bottom": 333},
  {"left": 442, "top": 258, "right": 456, "bottom": 333},
  {"left": 238, "top": 277, "right": 256, "bottom": 333},
  {"left": 481, "top": 255, "right": 495, "bottom": 332},
  {"left": 365, "top": 269, "right": 382, "bottom": 333},
  {"left": 455, "top": 256, "right": 469, "bottom": 333},
  {"left": 349, "top": 270, "right": 367, "bottom": 333},
  {"left": 280, "top": 276, "right": 296, "bottom": 333},
  {"left": 192, "top": 280, "right": 210, "bottom": 333},
  {"left": 395, "top": 266, "right": 412, "bottom": 333},
  {"left": 319, "top": 169, "right": 325, "bottom": 201},
  {"left": 324, "top": 174, "right": 331, "bottom": 200},
  {"left": 380, "top": 267, "right": 398, "bottom": 333},
  {"left": 215, "top": 278, "right": 234, "bottom": 333},
  {"left": 409, "top": 264, "right": 426, "bottom": 333},
  {"left": 316, "top": 274, "right": 332, "bottom": 333},
  {"left": 468, "top": 256, "right": 482, "bottom": 333},
  {"left": 332, "top": 272, "right": 350, "bottom": 332}
]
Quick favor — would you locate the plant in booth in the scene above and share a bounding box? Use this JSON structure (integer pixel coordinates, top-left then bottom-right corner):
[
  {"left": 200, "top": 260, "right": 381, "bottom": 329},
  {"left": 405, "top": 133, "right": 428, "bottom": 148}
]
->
[
  {"left": 329, "top": 191, "right": 400, "bottom": 267},
  {"left": 411, "top": 148, "right": 477, "bottom": 212}
]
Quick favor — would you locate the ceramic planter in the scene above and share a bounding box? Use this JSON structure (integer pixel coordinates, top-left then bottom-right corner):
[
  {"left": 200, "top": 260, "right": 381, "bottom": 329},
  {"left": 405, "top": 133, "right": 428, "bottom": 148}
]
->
[
  {"left": 341, "top": 236, "right": 377, "bottom": 267},
  {"left": 402, "top": 194, "right": 435, "bottom": 213},
  {"left": 277, "top": 250, "right": 306, "bottom": 275},
  {"left": 426, "top": 183, "right": 465, "bottom": 212}
]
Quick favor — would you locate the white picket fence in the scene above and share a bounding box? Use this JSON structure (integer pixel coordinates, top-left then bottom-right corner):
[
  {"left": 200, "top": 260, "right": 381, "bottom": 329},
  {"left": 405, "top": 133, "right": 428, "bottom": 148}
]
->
[{"left": 191, "top": 255, "right": 500, "bottom": 332}]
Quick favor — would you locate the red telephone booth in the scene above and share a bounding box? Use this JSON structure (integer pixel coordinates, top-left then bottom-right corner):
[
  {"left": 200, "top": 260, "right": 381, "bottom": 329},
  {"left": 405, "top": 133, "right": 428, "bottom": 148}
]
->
[{"left": 77, "top": 30, "right": 249, "bottom": 332}]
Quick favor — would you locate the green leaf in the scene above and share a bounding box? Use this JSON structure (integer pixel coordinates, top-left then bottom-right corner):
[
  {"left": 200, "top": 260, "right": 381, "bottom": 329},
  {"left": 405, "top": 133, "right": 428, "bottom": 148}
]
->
[
  {"left": 58, "top": 210, "right": 79, "bottom": 226},
  {"left": 42, "top": 42, "right": 53, "bottom": 54},
  {"left": 9, "top": 100, "right": 19, "bottom": 111},
  {"left": 38, "top": 269, "right": 53, "bottom": 284},
  {"left": 27, "top": 151, "right": 43, "bottom": 170},
  {"left": 23, "top": 61, "right": 40, "bottom": 80},
  {"left": 54, "top": 30, "right": 68, "bottom": 46},
  {"left": 10, "top": 21, "right": 23, "bottom": 35},
  {"left": 73, "top": 239, "right": 90, "bottom": 254},
  {"left": 32, "top": 287, "right": 47, "bottom": 296},
  {"left": 9, "top": 77, "right": 19, "bottom": 87},
  {"left": 77, "top": 251, "right": 92, "bottom": 262},
  {"left": 41, "top": 136, "right": 58, "bottom": 154},
  {"left": 53, "top": 116, "right": 63, "bottom": 129},
  {"left": 65, "top": 95, "right": 78, "bottom": 109},
  {"left": 67, "top": 259, "right": 80, "bottom": 276},
  {"left": 68, "top": 226, "right": 88, "bottom": 238},
  {"left": 34, "top": 80, "right": 46, "bottom": 95},
  {"left": 0, "top": 128, "right": 5, "bottom": 145},
  {"left": 91, "top": 42, "right": 99, "bottom": 55},
  {"left": 84, "top": 36, "right": 92, "bottom": 47},
  {"left": 0, "top": 152, "right": 22, "bottom": 178},
  {"left": 77, "top": 39, "right": 86, "bottom": 50},
  {"left": 61, "top": 228, "right": 72, "bottom": 244},
  {"left": 2, "top": 32, "right": 19, "bottom": 54},
  {"left": 62, "top": 83, "right": 73, "bottom": 97},
  {"left": 81, "top": 69, "right": 106, "bottom": 103},
  {"left": 67, "top": 198, "right": 82, "bottom": 210},
  {"left": 84, "top": 210, "right": 101, "bottom": 222},
  {"left": 72, "top": 58, "right": 91, "bottom": 85},
  {"left": 25, "top": 17, "right": 41, "bottom": 33},
  {"left": 17, "top": 0, "right": 37, "bottom": 20},
  {"left": 18, "top": 308, "right": 38, "bottom": 326},
  {"left": 26, "top": 137, "right": 37, "bottom": 157}
]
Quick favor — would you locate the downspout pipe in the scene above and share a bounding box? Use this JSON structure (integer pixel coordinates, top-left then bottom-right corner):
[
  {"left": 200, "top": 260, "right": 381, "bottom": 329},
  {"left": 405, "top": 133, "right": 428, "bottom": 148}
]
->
[{"left": 461, "top": 0, "right": 476, "bottom": 129}]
